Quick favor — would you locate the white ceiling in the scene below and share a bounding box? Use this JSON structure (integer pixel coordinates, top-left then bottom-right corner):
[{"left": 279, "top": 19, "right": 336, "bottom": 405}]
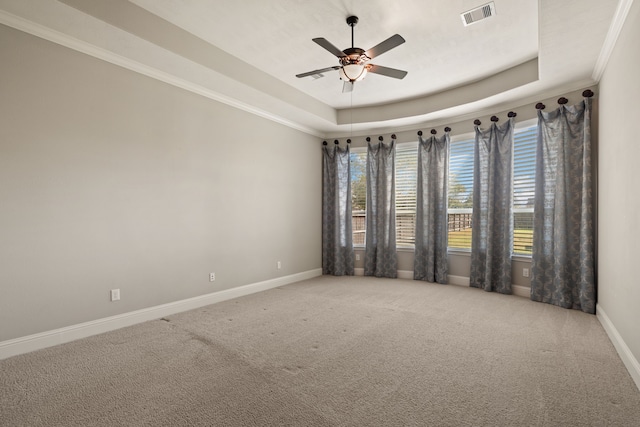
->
[
  {"left": 0, "top": 0, "right": 624, "bottom": 136},
  {"left": 129, "top": 0, "right": 539, "bottom": 109}
]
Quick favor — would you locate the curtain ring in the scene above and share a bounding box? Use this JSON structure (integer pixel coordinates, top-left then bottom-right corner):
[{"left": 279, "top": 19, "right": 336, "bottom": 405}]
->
[
  {"left": 347, "top": 139, "right": 351, "bottom": 144},
  {"left": 491, "top": 116, "right": 499, "bottom": 122},
  {"left": 430, "top": 129, "right": 437, "bottom": 135},
  {"left": 507, "top": 111, "right": 517, "bottom": 118},
  {"left": 378, "top": 136, "right": 384, "bottom": 141},
  {"left": 322, "top": 141, "right": 328, "bottom": 145},
  {"left": 391, "top": 134, "right": 397, "bottom": 140},
  {"left": 366, "top": 137, "right": 371, "bottom": 142},
  {"left": 417, "top": 130, "right": 423, "bottom": 136},
  {"left": 474, "top": 119, "right": 481, "bottom": 126},
  {"left": 558, "top": 97, "right": 568, "bottom": 105},
  {"left": 334, "top": 139, "right": 339, "bottom": 145},
  {"left": 444, "top": 127, "right": 451, "bottom": 132},
  {"left": 582, "top": 89, "right": 594, "bottom": 98},
  {"left": 535, "top": 103, "right": 546, "bottom": 110}
]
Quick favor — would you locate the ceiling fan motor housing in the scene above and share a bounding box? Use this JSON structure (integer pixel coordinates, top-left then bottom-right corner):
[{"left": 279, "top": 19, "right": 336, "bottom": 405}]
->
[{"left": 340, "top": 48, "right": 369, "bottom": 66}]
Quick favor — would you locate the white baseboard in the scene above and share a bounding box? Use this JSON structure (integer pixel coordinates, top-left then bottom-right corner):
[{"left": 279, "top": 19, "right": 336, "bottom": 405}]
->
[
  {"left": 449, "top": 275, "right": 470, "bottom": 287},
  {"left": 512, "top": 285, "right": 531, "bottom": 298},
  {"left": 410, "top": 273, "right": 530, "bottom": 298},
  {"left": 596, "top": 304, "right": 640, "bottom": 392},
  {"left": 450, "top": 276, "right": 529, "bottom": 298},
  {"left": 353, "top": 268, "right": 413, "bottom": 279},
  {"left": 0, "top": 268, "right": 322, "bottom": 360},
  {"left": 354, "top": 270, "right": 529, "bottom": 298},
  {"left": 398, "top": 270, "right": 413, "bottom": 280}
]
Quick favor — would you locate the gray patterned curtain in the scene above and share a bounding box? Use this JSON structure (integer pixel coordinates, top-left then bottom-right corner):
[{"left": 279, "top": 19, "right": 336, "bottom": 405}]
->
[
  {"left": 322, "top": 144, "right": 354, "bottom": 276},
  {"left": 364, "top": 140, "right": 397, "bottom": 278},
  {"left": 470, "top": 119, "right": 514, "bottom": 294},
  {"left": 530, "top": 98, "right": 595, "bottom": 314},
  {"left": 414, "top": 133, "right": 449, "bottom": 284}
]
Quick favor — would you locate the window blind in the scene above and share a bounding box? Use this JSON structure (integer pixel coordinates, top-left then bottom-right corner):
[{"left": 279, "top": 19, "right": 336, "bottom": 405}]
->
[
  {"left": 448, "top": 138, "right": 475, "bottom": 249},
  {"left": 350, "top": 149, "right": 367, "bottom": 246},
  {"left": 395, "top": 143, "right": 418, "bottom": 246},
  {"left": 513, "top": 125, "right": 537, "bottom": 255}
]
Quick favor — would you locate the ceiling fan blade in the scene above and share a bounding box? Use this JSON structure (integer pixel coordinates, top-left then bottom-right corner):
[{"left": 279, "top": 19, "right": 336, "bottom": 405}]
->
[
  {"left": 367, "top": 64, "right": 408, "bottom": 79},
  {"left": 365, "top": 34, "right": 405, "bottom": 59},
  {"left": 296, "top": 66, "right": 341, "bottom": 78},
  {"left": 342, "top": 81, "right": 354, "bottom": 93},
  {"left": 312, "top": 38, "right": 346, "bottom": 58}
]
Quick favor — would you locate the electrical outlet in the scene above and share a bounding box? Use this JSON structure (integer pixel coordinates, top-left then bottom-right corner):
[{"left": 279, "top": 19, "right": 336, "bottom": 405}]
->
[
  {"left": 523, "top": 268, "right": 530, "bottom": 278},
  {"left": 277, "top": 261, "right": 282, "bottom": 270},
  {"left": 209, "top": 272, "right": 216, "bottom": 282},
  {"left": 110, "top": 289, "right": 120, "bottom": 301},
  {"left": 356, "top": 254, "right": 360, "bottom": 261}
]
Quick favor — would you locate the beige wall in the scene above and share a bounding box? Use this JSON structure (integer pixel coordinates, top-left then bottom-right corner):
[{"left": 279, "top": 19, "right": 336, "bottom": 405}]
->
[
  {"left": 597, "top": 0, "right": 640, "bottom": 369},
  {"left": 0, "top": 25, "right": 321, "bottom": 341}
]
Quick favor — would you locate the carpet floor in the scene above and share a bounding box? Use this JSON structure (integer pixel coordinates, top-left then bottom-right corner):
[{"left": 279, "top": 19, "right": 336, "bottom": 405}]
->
[{"left": 1, "top": 275, "right": 639, "bottom": 426}]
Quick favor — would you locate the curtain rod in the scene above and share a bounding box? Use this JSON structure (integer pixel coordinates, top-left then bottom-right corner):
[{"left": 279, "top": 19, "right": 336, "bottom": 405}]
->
[
  {"left": 322, "top": 135, "right": 396, "bottom": 145},
  {"left": 473, "top": 112, "right": 517, "bottom": 126},
  {"left": 536, "top": 89, "right": 594, "bottom": 110},
  {"left": 323, "top": 89, "right": 596, "bottom": 145},
  {"left": 417, "top": 127, "right": 451, "bottom": 136},
  {"left": 365, "top": 135, "right": 396, "bottom": 142}
]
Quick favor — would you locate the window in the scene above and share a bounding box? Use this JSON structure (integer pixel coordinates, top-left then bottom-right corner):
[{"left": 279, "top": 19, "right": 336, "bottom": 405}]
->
[
  {"left": 448, "top": 137, "right": 475, "bottom": 249},
  {"left": 512, "top": 125, "right": 536, "bottom": 255},
  {"left": 350, "top": 149, "right": 367, "bottom": 245},
  {"left": 395, "top": 143, "right": 418, "bottom": 246},
  {"left": 350, "top": 143, "right": 419, "bottom": 246},
  {"left": 446, "top": 125, "right": 537, "bottom": 253}
]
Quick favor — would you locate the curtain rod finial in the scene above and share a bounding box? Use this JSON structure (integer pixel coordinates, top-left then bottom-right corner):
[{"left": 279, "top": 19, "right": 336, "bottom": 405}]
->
[
  {"left": 444, "top": 127, "right": 451, "bottom": 132},
  {"left": 558, "top": 97, "right": 568, "bottom": 105},
  {"left": 507, "top": 111, "right": 517, "bottom": 118},
  {"left": 535, "top": 102, "right": 545, "bottom": 110},
  {"left": 474, "top": 119, "right": 481, "bottom": 126},
  {"left": 582, "top": 89, "right": 594, "bottom": 98}
]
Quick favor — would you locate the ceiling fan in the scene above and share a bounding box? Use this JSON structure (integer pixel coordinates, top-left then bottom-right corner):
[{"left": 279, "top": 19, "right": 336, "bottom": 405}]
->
[{"left": 296, "top": 15, "right": 407, "bottom": 93}]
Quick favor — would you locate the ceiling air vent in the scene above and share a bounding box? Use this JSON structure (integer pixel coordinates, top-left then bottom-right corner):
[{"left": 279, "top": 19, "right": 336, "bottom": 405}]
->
[{"left": 461, "top": 2, "right": 496, "bottom": 27}]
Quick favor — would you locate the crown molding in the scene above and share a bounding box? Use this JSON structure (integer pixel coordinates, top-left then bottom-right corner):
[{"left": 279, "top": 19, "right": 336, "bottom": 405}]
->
[
  {"left": 592, "top": 0, "right": 635, "bottom": 81},
  {"left": 0, "top": 10, "right": 325, "bottom": 138}
]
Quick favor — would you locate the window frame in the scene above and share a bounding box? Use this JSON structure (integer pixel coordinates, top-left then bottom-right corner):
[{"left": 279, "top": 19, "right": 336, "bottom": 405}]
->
[
  {"left": 446, "top": 119, "right": 538, "bottom": 256},
  {"left": 350, "top": 146, "right": 367, "bottom": 248},
  {"left": 447, "top": 133, "right": 476, "bottom": 252},
  {"left": 511, "top": 120, "right": 537, "bottom": 256},
  {"left": 395, "top": 141, "right": 419, "bottom": 248}
]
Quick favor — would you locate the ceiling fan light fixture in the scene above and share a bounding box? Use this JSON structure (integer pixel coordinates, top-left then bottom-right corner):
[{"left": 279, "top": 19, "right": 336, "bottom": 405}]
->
[{"left": 340, "top": 64, "right": 368, "bottom": 82}]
